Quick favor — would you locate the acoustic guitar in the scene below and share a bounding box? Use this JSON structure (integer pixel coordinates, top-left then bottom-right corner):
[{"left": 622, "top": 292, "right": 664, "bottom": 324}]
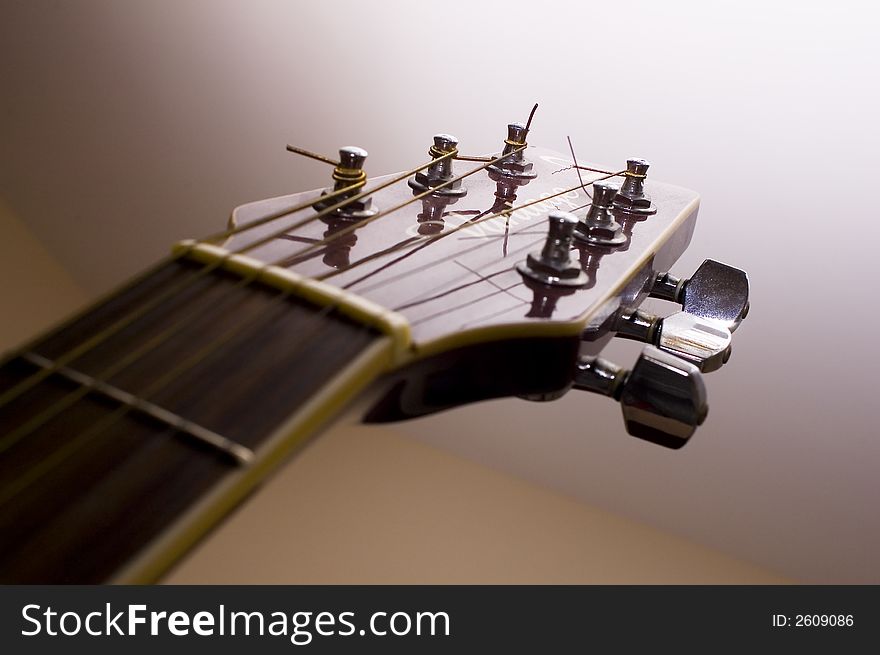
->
[{"left": 0, "top": 116, "right": 749, "bottom": 583}]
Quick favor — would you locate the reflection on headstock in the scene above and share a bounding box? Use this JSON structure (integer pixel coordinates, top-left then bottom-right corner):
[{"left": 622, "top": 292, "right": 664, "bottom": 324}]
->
[
  {"left": 567, "top": 207, "right": 651, "bottom": 287},
  {"left": 614, "top": 208, "right": 650, "bottom": 253},
  {"left": 415, "top": 199, "right": 487, "bottom": 236},
  {"left": 319, "top": 215, "right": 359, "bottom": 269},
  {"left": 415, "top": 196, "right": 448, "bottom": 236},
  {"left": 573, "top": 242, "right": 616, "bottom": 291},
  {"left": 275, "top": 215, "right": 364, "bottom": 270},
  {"left": 522, "top": 276, "right": 578, "bottom": 318},
  {"left": 489, "top": 167, "right": 534, "bottom": 206}
]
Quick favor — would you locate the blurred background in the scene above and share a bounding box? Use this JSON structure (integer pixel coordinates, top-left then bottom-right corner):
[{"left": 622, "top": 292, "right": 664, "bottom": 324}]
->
[{"left": 1, "top": 0, "right": 877, "bottom": 583}]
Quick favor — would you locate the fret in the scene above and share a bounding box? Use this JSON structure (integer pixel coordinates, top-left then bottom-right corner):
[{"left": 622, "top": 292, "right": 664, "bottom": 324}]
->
[{"left": 20, "top": 352, "right": 254, "bottom": 466}]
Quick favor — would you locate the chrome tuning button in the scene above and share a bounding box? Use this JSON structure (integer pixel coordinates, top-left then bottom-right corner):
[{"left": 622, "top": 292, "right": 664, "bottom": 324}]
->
[
  {"left": 612, "top": 308, "right": 732, "bottom": 372},
  {"left": 573, "top": 346, "right": 708, "bottom": 449},
  {"left": 650, "top": 259, "right": 750, "bottom": 332}
]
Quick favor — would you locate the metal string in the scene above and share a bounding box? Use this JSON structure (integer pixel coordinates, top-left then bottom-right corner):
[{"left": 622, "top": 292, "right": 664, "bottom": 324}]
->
[
  {"left": 0, "top": 270, "right": 263, "bottom": 455},
  {"left": 318, "top": 170, "right": 625, "bottom": 288},
  {"left": 3, "top": 147, "right": 534, "bottom": 497},
  {"left": 211, "top": 150, "right": 458, "bottom": 249},
  {"left": 0, "top": 298, "right": 371, "bottom": 508},
  {"left": 269, "top": 147, "right": 526, "bottom": 268},
  {"left": 567, "top": 136, "right": 590, "bottom": 198}
]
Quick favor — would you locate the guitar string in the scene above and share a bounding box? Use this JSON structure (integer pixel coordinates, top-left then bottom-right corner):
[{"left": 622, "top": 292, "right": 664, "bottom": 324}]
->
[
  {"left": 0, "top": 154, "right": 610, "bottom": 467},
  {"left": 0, "top": 299, "right": 354, "bottom": 507},
  {"left": 5, "top": 191, "right": 564, "bottom": 498},
  {"left": 348, "top": 202, "right": 599, "bottom": 299},
  {"left": 0, "top": 174, "right": 366, "bottom": 380},
  {"left": 0, "top": 150, "right": 520, "bottom": 452},
  {"left": 1, "top": 122, "right": 597, "bottom": 423},
  {"left": 0, "top": 101, "right": 605, "bottom": 467},
  {"left": 0, "top": 164, "right": 544, "bottom": 498},
  {"left": 0, "top": 177, "right": 377, "bottom": 411},
  {"left": 201, "top": 149, "right": 455, "bottom": 244},
  {"left": 322, "top": 206, "right": 501, "bottom": 290},
  {"left": 4, "top": 165, "right": 559, "bottom": 499},
  {"left": 272, "top": 135, "right": 614, "bottom": 285},
  {"left": 310, "top": 133, "right": 616, "bottom": 288},
  {"left": 0, "top": 95, "right": 588, "bottom": 511},
  {"left": 239, "top": 145, "right": 536, "bottom": 257},
  {"left": 0, "top": 160, "right": 623, "bottom": 502},
  {"left": 317, "top": 170, "right": 624, "bottom": 286},
  {"left": 0, "top": 152, "right": 459, "bottom": 413},
  {"left": 568, "top": 136, "right": 590, "bottom": 198},
  {"left": 0, "top": 140, "right": 534, "bottom": 418},
  {"left": 266, "top": 147, "right": 525, "bottom": 268}
]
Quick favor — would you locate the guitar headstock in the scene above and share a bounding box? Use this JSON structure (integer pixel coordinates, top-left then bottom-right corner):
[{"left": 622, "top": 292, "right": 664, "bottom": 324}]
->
[
  {"left": 182, "top": 119, "right": 749, "bottom": 448},
  {"left": 0, "top": 111, "right": 752, "bottom": 583}
]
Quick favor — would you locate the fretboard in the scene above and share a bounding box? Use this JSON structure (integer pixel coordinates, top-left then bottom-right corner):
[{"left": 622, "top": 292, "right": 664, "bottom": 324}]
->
[{"left": 0, "top": 257, "right": 390, "bottom": 583}]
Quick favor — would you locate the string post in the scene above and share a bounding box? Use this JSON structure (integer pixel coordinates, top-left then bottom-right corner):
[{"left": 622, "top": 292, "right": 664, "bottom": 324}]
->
[
  {"left": 488, "top": 122, "right": 537, "bottom": 182},
  {"left": 313, "top": 146, "right": 378, "bottom": 220},
  {"left": 408, "top": 134, "right": 468, "bottom": 199},
  {"left": 574, "top": 182, "right": 627, "bottom": 247},
  {"left": 506, "top": 122, "right": 529, "bottom": 148},
  {"left": 332, "top": 147, "right": 368, "bottom": 188},
  {"left": 517, "top": 210, "right": 589, "bottom": 288},
  {"left": 614, "top": 158, "right": 657, "bottom": 215}
]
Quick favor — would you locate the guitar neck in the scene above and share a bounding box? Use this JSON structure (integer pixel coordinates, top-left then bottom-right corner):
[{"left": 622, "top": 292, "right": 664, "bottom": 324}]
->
[{"left": 0, "top": 257, "right": 393, "bottom": 583}]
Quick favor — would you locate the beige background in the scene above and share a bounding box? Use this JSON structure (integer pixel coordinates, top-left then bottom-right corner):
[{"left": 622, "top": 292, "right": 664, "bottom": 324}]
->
[{"left": 2, "top": 0, "right": 878, "bottom": 583}]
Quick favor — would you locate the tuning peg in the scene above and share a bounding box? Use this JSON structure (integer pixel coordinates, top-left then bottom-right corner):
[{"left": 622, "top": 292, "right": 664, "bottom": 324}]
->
[
  {"left": 516, "top": 211, "right": 589, "bottom": 287},
  {"left": 611, "top": 308, "right": 732, "bottom": 372},
  {"left": 650, "top": 259, "right": 750, "bottom": 332},
  {"left": 613, "top": 158, "right": 657, "bottom": 215},
  {"left": 408, "top": 134, "right": 468, "bottom": 198},
  {"left": 312, "top": 146, "right": 378, "bottom": 220},
  {"left": 573, "top": 182, "right": 627, "bottom": 247},
  {"left": 573, "top": 346, "right": 708, "bottom": 449},
  {"left": 487, "top": 122, "right": 537, "bottom": 180}
]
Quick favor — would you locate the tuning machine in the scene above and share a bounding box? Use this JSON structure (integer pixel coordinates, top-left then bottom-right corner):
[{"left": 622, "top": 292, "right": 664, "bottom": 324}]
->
[
  {"left": 609, "top": 307, "right": 732, "bottom": 373},
  {"left": 573, "top": 346, "right": 708, "bottom": 449},
  {"left": 650, "top": 259, "right": 750, "bottom": 332}
]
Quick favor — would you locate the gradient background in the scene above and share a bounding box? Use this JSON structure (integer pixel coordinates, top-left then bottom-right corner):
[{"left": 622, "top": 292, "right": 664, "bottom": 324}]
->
[{"left": 0, "top": 0, "right": 878, "bottom": 583}]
